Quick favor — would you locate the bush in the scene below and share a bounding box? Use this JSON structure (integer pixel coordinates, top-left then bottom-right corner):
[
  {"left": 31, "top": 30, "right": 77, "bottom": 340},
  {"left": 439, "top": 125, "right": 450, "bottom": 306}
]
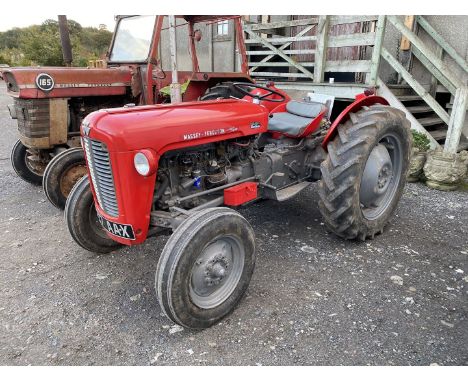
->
[{"left": 411, "top": 130, "right": 431, "bottom": 152}]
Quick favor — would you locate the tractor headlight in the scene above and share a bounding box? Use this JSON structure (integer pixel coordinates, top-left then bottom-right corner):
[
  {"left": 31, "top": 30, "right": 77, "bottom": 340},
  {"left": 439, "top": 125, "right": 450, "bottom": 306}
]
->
[{"left": 134, "top": 150, "right": 157, "bottom": 176}]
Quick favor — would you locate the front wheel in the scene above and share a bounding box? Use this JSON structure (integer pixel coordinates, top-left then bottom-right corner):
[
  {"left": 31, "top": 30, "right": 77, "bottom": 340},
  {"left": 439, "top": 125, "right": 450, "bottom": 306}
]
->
[
  {"left": 65, "top": 176, "right": 122, "bottom": 254},
  {"left": 155, "top": 207, "right": 256, "bottom": 329},
  {"left": 318, "top": 105, "right": 411, "bottom": 240},
  {"left": 43, "top": 147, "right": 87, "bottom": 209},
  {"left": 10, "top": 140, "right": 45, "bottom": 185}
]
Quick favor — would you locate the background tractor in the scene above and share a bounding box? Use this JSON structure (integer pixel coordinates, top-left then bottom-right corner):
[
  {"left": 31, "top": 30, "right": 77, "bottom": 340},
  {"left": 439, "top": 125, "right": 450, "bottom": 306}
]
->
[
  {"left": 65, "top": 82, "right": 412, "bottom": 329},
  {"left": 3, "top": 15, "right": 261, "bottom": 208}
]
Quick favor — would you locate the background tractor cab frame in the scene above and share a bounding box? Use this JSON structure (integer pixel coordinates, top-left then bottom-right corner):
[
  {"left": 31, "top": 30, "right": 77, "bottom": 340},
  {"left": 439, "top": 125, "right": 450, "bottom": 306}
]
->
[{"left": 3, "top": 15, "right": 269, "bottom": 209}]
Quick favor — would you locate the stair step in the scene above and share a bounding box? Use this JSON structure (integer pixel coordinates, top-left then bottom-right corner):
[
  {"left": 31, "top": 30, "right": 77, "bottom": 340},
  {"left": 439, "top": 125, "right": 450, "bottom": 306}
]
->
[
  {"left": 429, "top": 129, "right": 447, "bottom": 140},
  {"left": 406, "top": 105, "right": 433, "bottom": 114},
  {"left": 397, "top": 95, "right": 423, "bottom": 102},
  {"left": 418, "top": 116, "right": 445, "bottom": 127}
]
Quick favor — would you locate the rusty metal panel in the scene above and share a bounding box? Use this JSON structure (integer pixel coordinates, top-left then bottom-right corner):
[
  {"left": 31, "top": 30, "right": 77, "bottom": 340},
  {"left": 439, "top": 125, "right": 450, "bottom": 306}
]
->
[{"left": 49, "top": 98, "right": 69, "bottom": 145}]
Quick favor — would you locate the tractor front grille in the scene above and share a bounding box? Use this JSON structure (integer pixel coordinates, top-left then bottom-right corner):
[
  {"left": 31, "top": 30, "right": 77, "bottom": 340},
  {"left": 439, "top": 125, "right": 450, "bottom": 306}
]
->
[
  {"left": 83, "top": 137, "right": 119, "bottom": 217},
  {"left": 14, "top": 98, "right": 51, "bottom": 138}
]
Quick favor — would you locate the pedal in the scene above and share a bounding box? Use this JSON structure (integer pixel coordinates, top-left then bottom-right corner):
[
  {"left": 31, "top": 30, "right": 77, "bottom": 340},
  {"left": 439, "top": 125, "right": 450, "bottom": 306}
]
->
[{"left": 273, "top": 181, "right": 312, "bottom": 202}]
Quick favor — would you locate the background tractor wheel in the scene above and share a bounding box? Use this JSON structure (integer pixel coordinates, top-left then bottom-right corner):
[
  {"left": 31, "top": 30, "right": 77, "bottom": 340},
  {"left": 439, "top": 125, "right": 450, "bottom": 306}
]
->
[
  {"left": 43, "top": 147, "right": 87, "bottom": 209},
  {"left": 200, "top": 81, "right": 245, "bottom": 101},
  {"left": 318, "top": 105, "right": 411, "bottom": 241},
  {"left": 156, "top": 207, "right": 256, "bottom": 329},
  {"left": 10, "top": 140, "right": 44, "bottom": 185},
  {"left": 65, "top": 176, "right": 122, "bottom": 254}
]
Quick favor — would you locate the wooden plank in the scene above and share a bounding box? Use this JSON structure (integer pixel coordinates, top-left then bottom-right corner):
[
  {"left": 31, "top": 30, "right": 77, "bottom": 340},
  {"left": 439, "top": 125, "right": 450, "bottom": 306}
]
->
[
  {"left": 328, "top": 32, "right": 376, "bottom": 48},
  {"left": 386, "top": 15, "right": 464, "bottom": 89},
  {"left": 416, "top": 16, "right": 468, "bottom": 74},
  {"left": 250, "top": 71, "right": 309, "bottom": 78},
  {"left": 412, "top": 46, "right": 456, "bottom": 95},
  {"left": 270, "top": 82, "right": 370, "bottom": 99},
  {"left": 369, "top": 15, "right": 386, "bottom": 86},
  {"left": 246, "top": 49, "right": 316, "bottom": 55},
  {"left": 444, "top": 87, "right": 468, "bottom": 153},
  {"left": 248, "top": 24, "right": 315, "bottom": 72},
  {"left": 330, "top": 15, "right": 378, "bottom": 25},
  {"left": 381, "top": 47, "right": 450, "bottom": 124},
  {"left": 243, "top": 26, "right": 315, "bottom": 79},
  {"left": 248, "top": 18, "right": 318, "bottom": 31},
  {"left": 418, "top": 116, "right": 445, "bottom": 127},
  {"left": 429, "top": 45, "right": 443, "bottom": 97},
  {"left": 248, "top": 62, "right": 315, "bottom": 67},
  {"left": 377, "top": 78, "right": 440, "bottom": 149},
  {"left": 314, "top": 16, "right": 329, "bottom": 83},
  {"left": 325, "top": 60, "right": 371, "bottom": 73},
  {"left": 245, "top": 36, "right": 316, "bottom": 44},
  {"left": 406, "top": 105, "right": 433, "bottom": 113},
  {"left": 247, "top": 15, "right": 377, "bottom": 32},
  {"left": 400, "top": 16, "right": 415, "bottom": 50}
]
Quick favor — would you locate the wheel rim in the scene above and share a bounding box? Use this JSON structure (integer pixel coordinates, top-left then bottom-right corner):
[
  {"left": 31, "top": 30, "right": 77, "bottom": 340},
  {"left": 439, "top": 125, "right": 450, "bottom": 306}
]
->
[
  {"left": 60, "top": 164, "right": 87, "bottom": 197},
  {"left": 359, "top": 132, "right": 403, "bottom": 220},
  {"left": 24, "top": 152, "right": 46, "bottom": 176},
  {"left": 190, "top": 235, "right": 245, "bottom": 309}
]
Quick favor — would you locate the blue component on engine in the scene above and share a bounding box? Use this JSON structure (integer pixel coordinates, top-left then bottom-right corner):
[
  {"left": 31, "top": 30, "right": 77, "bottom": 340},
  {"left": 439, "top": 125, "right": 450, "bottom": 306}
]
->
[{"left": 194, "top": 176, "right": 202, "bottom": 189}]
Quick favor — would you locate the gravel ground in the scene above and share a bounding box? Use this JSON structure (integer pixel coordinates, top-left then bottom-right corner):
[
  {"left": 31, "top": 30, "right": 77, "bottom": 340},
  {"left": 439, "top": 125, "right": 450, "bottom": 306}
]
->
[{"left": 0, "top": 83, "right": 467, "bottom": 366}]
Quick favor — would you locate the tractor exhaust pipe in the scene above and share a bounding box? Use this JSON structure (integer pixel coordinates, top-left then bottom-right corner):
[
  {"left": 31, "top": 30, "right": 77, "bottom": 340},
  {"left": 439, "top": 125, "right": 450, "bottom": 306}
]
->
[{"left": 58, "top": 15, "right": 73, "bottom": 67}]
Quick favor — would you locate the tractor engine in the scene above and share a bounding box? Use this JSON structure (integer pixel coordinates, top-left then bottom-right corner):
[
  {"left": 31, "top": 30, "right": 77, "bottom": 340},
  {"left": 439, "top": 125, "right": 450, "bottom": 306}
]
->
[{"left": 151, "top": 132, "right": 327, "bottom": 229}]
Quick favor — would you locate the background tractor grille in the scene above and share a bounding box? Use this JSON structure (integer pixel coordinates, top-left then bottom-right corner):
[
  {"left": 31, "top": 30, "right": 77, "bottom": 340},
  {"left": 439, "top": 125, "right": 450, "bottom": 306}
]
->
[{"left": 83, "top": 137, "right": 119, "bottom": 217}]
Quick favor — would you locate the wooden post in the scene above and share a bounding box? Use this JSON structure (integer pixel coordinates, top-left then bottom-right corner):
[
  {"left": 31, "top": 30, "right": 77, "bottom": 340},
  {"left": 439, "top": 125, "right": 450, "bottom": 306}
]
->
[
  {"left": 444, "top": 87, "right": 468, "bottom": 154},
  {"left": 369, "top": 15, "right": 386, "bottom": 86},
  {"left": 313, "top": 16, "right": 329, "bottom": 83},
  {"left": 168, "top": 15, "right": 182, "bottom": 103},
  {"left": 400, "top": 16, "right": 414, "bottom": 51}
]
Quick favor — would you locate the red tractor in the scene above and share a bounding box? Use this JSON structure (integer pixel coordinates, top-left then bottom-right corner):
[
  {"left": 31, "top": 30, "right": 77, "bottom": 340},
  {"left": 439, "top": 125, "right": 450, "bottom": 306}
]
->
[
  {"left": 65, "top": 81, "right": 411, "bottom": 329},
  {"left": 3, "top": 15, "right": 255, "bottom": 208}
]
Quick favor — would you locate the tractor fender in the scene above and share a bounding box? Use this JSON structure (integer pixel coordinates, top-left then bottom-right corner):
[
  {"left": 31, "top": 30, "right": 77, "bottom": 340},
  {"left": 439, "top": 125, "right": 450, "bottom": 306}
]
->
[{"left": 322, "top": 94, "right": 389, "bottom": 149}]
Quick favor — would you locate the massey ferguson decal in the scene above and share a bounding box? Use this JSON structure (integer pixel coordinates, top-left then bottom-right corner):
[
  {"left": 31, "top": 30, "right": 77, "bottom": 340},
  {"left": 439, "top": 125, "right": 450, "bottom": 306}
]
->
[
  {"left": 182, "top": 127, "right": 239, "bottom": 141},
  {"left": 35, "top": 73, "right": 54, "bottom": 92}
]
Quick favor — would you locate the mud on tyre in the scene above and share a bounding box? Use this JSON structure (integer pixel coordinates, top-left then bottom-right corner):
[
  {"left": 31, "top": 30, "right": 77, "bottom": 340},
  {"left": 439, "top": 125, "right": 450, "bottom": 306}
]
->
[{"left": 318, "top": 105, "right": 411, "bottom": 240}]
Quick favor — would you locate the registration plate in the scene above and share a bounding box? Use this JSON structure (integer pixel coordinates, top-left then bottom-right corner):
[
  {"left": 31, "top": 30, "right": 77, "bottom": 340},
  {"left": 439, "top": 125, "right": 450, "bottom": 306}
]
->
[{"left": 97, "top": 213, "right": 135, "bottom": 240}]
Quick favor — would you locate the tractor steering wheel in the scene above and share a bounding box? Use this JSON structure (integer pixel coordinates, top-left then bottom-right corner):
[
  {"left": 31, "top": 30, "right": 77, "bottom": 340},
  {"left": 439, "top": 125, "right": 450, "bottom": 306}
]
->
[{"left": 232, "top": 82, "right": 286, "bottom": 103}]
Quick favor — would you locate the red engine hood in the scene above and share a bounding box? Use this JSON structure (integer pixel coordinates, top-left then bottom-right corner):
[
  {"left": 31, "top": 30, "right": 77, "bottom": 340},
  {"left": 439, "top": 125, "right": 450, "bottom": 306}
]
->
[
  {"left": 2, "top": 66, "right": 132, "bottom": 98},
  {"left": 83, "top": 99, "right": 269, "bottom": 155}
]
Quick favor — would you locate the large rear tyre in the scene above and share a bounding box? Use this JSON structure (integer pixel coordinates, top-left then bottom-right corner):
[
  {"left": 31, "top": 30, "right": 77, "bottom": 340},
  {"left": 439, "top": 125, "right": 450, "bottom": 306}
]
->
[
  {"left": 65, "top": 176, "right": 122, "bottom": 254},
  {"left": 10, "top": 140, "right": 44, "bottom": 185},
  {"left": 43, "top": 147, "right": 87, "bottom": 209},
  {"left": 318, "top": 105, "right": 411, "bottom": 240},
  {"left": 156, "top": 207, "right": 256, "bottom": 329}
]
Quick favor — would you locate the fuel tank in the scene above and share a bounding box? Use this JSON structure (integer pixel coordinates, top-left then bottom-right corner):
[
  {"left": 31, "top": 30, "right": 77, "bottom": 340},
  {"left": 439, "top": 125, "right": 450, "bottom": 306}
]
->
[
  {"left": 2, "top": 66, "right": 132, "bottom": 98},
  {"left": 83, "top": 99, "right": 270, "bottom": 155}
]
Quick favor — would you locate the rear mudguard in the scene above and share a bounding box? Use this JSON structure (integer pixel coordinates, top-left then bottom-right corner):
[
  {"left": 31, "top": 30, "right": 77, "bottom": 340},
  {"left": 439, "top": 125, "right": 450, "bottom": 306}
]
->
[{"left": 322, "top": 94, "right": 389, "bottom": 149}]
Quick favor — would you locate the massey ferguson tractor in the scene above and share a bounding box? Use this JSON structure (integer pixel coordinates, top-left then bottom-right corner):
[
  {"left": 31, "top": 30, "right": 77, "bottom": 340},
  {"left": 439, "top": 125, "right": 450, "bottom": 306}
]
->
[
  {"left": 3, "top": 15, "right": 254, "bottom": 208},
  {"left": 65, "top": 81, "right": 411, "bottom": 329}
]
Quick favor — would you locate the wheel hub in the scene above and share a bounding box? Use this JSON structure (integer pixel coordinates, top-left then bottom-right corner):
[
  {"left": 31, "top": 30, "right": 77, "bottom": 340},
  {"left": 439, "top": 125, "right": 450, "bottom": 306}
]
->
[
  {"left": 60, "top": 164, "right": 88, "bottom": 197},
  {"left": 360, "top": 144, "right": 393, "bottom": 208},
  {"left": 190, "top": 236, "right": 244, "bottom": 309}
]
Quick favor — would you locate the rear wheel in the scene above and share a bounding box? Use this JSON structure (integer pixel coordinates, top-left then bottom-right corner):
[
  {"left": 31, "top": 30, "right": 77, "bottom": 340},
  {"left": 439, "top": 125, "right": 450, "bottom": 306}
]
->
[
  {"left": 318, "top": 105, "right": 411, "bottom": 240},
  {"left": 65, "top": 176, "right": 122, "bottom": 254},
  {"left": 156, "top": 207, "right": 256, "bottom": 328},
  {"left": 10, "top": 140, "right": 45, "bottom": 185},
  {"left": 44, "top": 148, "right": 87, "bottom": 209}
]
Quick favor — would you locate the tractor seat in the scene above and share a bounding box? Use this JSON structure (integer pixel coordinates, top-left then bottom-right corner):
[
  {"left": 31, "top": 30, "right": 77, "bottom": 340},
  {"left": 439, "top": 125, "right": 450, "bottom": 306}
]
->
[{"left": 268, "top": 100, "right": 326, "bottom": 136}]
